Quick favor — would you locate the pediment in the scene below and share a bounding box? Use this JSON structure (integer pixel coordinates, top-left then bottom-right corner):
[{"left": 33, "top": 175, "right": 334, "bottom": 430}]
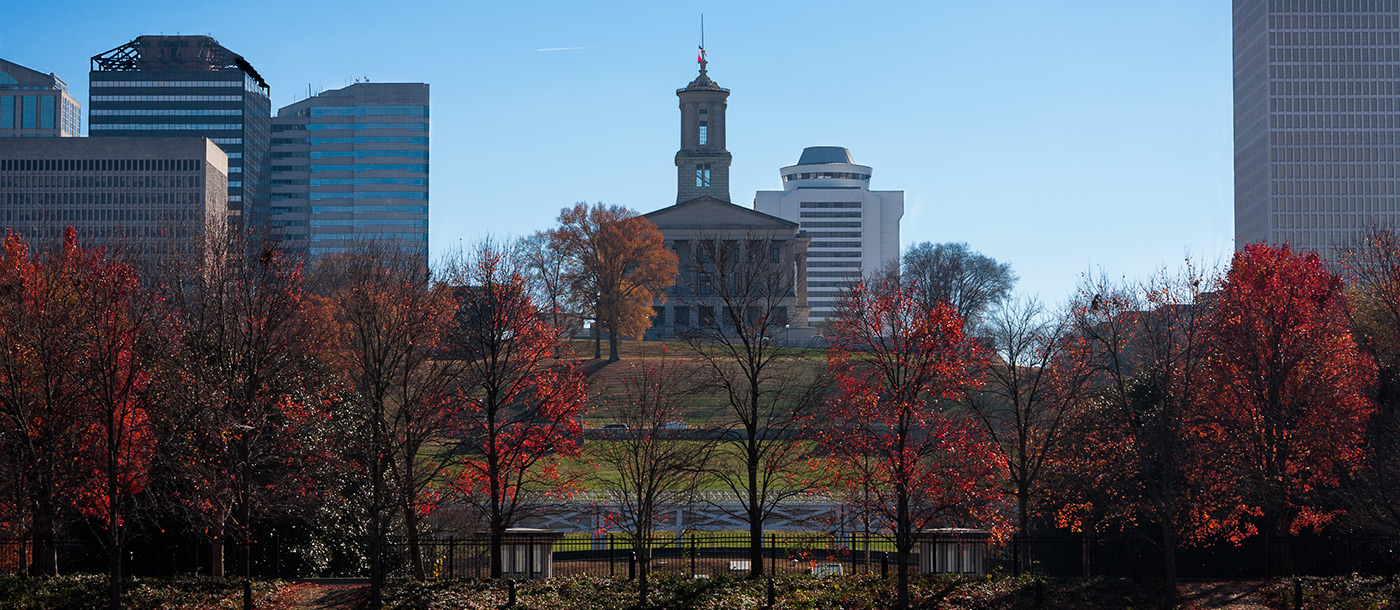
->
[{"left": 644, "top": 196, "right": 798, "bottom": 230}]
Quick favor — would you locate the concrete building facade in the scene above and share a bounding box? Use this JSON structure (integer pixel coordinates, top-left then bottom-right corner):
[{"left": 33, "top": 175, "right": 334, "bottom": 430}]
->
[
  {"left": 643, "top": 59, "right": 810, "bottom": 341},
  {"left": 88, "top": 36, "right": 269, "bottom": 230},
  {"left": 0, "top": 58, "right": 81, "bottom": 137},
  {"left": 269, "top": 83, "right": 429, "bottom": 264},
  {"left": 1234, "top": 0, "right": 1400, "bottom": 257},
  {"left": 0, "top": 137, "right": 228, "bottom": 258},
  {"left": 754, "top": 146, "right": 902, "bottom": 323},
  {"left": 674, "top": 56, "right": 732, "bottom": 204}
]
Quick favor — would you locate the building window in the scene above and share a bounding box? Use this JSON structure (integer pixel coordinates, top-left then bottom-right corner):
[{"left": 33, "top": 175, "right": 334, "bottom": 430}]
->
[
  {"left": 696, "top": 164, "right": 711, "bottom": 187},
  {"left": 675, "top": 306, "right": 690, "bottom": 329},
  {"left": 699, "top": 121, "right": 708, "bottom": 146}
]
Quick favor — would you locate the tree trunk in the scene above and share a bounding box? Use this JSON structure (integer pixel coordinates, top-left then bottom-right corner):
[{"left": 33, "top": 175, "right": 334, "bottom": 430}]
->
[
  {"left": 1161, "top": 526, "right": 1178, "bottom": 610},
  {"left": 637, "top": 545, "right": 650, "bottom": 606},
  {"left": 607, "top": 325, "right": 620, "bottom": 362},
  {"left": 405, "top": 499, "right": 425, "bottom": 580},
  {"left": 211, "top": 537, "right": 225, "bottom": 577},
  {"left": 107, "top": 537, "right": 122, "bottom": 610},
  {"left": 490, "top": 529, "right": 504, "bottom": 579},
  {"left": 747, "top": 441, "right": 764, "bottom": 578},
  {"left": 1018, "top": 490, "right": 1031, "bottom": 574},
  {"left": 30, "top": 496, "right": 57, "bottom": 576},
  {"left": 593, "top": 320, "right": 601, "bottom": 360}
]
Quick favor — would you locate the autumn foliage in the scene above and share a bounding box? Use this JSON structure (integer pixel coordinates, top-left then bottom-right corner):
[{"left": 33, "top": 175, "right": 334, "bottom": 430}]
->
[
  {"left": 824, "top": 280, "right": 1000, "bottom": 610},
  {"left": 1198, "top": 244, "right": 1375, "bottom": 572}
]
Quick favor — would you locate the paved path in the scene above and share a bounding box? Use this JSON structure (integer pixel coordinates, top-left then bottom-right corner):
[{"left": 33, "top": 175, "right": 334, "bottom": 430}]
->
[
  {"left": 1177, "top": 581, "right": 1272, "bottom": 610},
  {"left": 278, "top": 580, "right": 366, "bottom": 610}
]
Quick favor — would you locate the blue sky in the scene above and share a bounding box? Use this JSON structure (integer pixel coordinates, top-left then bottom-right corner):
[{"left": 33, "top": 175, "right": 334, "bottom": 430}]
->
[{"left": 1, "top": 0, "right": 1233, "bottom": 304}]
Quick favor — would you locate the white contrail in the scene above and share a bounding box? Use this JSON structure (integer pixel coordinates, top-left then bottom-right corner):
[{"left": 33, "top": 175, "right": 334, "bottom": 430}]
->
[{"left": 537, "top": 46, "right": 594, "bottom": 52}]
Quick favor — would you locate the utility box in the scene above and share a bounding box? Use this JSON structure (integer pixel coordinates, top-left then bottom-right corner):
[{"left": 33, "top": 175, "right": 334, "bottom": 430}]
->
[
  {"left": 915, "top": 529, "right": 990, "bottom": 576},
  {"left": 472, "top": 528, "right": 564, "bottom": 579}
]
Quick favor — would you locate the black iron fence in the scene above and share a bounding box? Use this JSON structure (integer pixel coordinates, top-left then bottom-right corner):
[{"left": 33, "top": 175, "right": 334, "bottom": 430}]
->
[
  {"left": 4, "top": 531, "right": 1396, "bottom": 580},
  {"left": 383, "top": 532, "right": 915, "bottom": 580}
]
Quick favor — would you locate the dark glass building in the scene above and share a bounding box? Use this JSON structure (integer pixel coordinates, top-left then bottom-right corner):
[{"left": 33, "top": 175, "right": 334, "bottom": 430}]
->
[
  {"left": 88, "top": 36, "right": 270, "bottom": 230},
  {"left": 270, "top": 82, "right": 429, "bottom": 264},
  {"left": 0, "top": 58, "right": 81, "bottom": 137}
]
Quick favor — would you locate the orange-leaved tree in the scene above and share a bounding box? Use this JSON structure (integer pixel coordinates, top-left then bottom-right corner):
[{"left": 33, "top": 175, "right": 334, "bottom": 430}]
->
[
  {"left": 549, "top": 202, "right": 677, "bottom": 361},
  {"left": 1202, "top": 243, "right": 1375, "bottom": 575},
  {"left": 445, "top": 243, "right": 587, "bottom": 578},
  {"left": 824, "top": 279, "right": 1000, "bottom": 610}
]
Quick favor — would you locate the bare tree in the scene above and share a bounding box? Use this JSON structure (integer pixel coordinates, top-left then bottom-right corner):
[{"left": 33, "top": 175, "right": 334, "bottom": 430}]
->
[
  {"left": 964, "top": 299, "right": 1094, "bottom": 552},
  {"left": 678, "top": 233, "right": 829, "bottom": 577},
  {"left": 442, "top": 242, "right": 587, "bottom": 579},
  {"left": 516, "top": 231, "right": 581, "bottom": 340},
  {"left": 590, "top": 354, "right": 714, "bottom": 606},
  {"left": 902, "top": 242, "right": 1016, "bottom": 328},
  {"left": 1068, "top": 264, "right": 1212, "bottom": 606},
  {"left": 312, "top": 243, "right": 463, "bottom": 603}
]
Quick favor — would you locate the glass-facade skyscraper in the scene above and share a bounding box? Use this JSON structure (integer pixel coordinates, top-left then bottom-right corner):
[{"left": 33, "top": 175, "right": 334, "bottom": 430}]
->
[
  {"left": 269, "top": 83, "right": 429, "bottom": 264},
  {"left": 0, "top": 58, "right": 80, "bottom": 137},
  {"left": 88, "top": 36, "right": 270, "bottom": 230},
  {"left": 1234, "top": 0, "right": 1400, "bottom": 256}
]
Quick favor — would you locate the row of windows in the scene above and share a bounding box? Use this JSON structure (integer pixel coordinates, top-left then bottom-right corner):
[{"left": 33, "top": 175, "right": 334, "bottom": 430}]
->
[
  {"left": 808, "top": 270, "right": 862, "bottom": 277},
  {"left": 90, "top": 123, "right": 242, "bottom": 131},
  {"left": 308, "top": 191, "right": 428, "bottom": 200},
  {"left": 309, "top": 219, "right": 427, "bottom": 227},
  {"left": 310, "top": 232, "right": 426, "bottom": 241},
  {"left": 91, "top": 80, "right": 243, "bottom": 88},
  {"left": 303, "top": 122, "right": 428, "bottom": 132},
  {"left": 309, "top": 178, "right": 428, "bottom": 186},
  {"left": 0, "top": 175, "right": 204, "bottom": 189},
  {"left": 309, "top": 106, "right": 428, "bottom": 118},
  {"left": 266, "top": 205, "right": 429, "bottom": 215},
  {"left": 1269, "top": 30, "right": 1399, "bottom": 47},
  {"left": 799, "top": 201, "right": 861, "bottom": 209},
  {"left": 0, "top": 194, "right": 206, "bottom": 214},
  {"left": 272, "top": 136, "right": 429, "bottom": 146},
  {"left": 1272, "top": 114, "right": 1400, "bottom": 129},
  {"left": 308, "top": 150, "right": 427, "bottom": 159},
  {"left": 91, "top": 94, "right": 243, "bottom": 102},
  {"left": 1271, "top": 97, "right": 1400, "bottom": 113},
  {"left": 0, "top": 158, "right": 203, "bottom": 172},
  {"left": 308, "top": 164, "right": 428, "bottom": 173},
  {"left": 783, "top": 172, "right": 870, "bottom": 182},
  {"left": 1271, "top": 144, "right": 1400, "bottom": 162},
  {"left": 1268, "top": 9, "right": 1398, "bottom": 25},
  {"left": 654, "top": 306, "right": 789, "bottom": 330},
  {"left": 1270, "top": 63, "right": 1400, "bottom": 82},
  {"left": 1272, "top": 180, "right": 1398, "bottom": 195},
  {"left": 1273, "top": 162, "right": 1399, "bottom": 179},
  {"left": 1268, "top": 73, "right": 1400, "bottom": 94},
  {"left": 0, "top": 95, "right": 58, "bottom": 132},
  {"left": 807, "top": 261, "right": 862, "bottom": 268},
  {"left": 210, "top": 138, "right": 242, "bottom": 145},
  {"left": 808, "top": 231, "right": 861, "bottom": 238},
  {"left": 808, "top": 281, "right": 858, "bottom": 288},
  {"left": 808, "top": 251, "right": 862, "bottom": 258},
  {"left": 1271, "top": 213, "right": 1396, "bottom": 230},
  {"left": 800, "top": 221, "right": 861, "bottom": 228},
  {"left": 91, "top": 108, "right": 243, "bottom": 116},
  {"left": 1269, "top": 196, "right": 1398, "bottom": 212},
  {"left": 800, "top": 211, "right": 861, "bottom": 218},
  {"left": 810, "top": 241, "right": 862, "bottom": 249}
]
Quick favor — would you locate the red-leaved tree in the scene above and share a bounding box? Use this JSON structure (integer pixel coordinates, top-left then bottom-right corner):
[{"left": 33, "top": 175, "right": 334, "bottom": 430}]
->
[
  {"left": 444, "top": 244, "right": 586, "bottom": 579},
  {"left": 824, "top": 280, "right": 1000, "bottom": 610},
  {"left": 1203, "top": 243, "right": 1375, "bottom": 575}
]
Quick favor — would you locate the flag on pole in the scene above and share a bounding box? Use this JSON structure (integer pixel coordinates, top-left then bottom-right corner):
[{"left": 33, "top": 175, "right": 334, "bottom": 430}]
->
[{"left": 698, "top": 46, "right": 707, "bottom": 64}]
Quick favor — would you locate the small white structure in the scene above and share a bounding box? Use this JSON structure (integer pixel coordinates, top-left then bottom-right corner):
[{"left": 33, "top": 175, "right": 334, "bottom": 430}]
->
[
  {"left": 754, "top": 147, "right": 904, "bottom": 324},
  {"left": 473, "top": 528, "right": 564, "bottom": 579},
  {"left": 915, "top": 528, "right": 990, "bottom": 576}
]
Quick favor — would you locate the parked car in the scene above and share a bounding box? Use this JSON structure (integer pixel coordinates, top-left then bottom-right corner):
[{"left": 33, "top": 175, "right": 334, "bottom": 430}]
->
[{"left": 601, "top": 423, "right": 629, "bottom": 431}]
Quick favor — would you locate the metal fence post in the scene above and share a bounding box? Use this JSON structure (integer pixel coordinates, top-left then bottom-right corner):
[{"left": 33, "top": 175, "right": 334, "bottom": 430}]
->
[
  {"left": 769, "top": 533, "right": 777, "bottom": 576},
  {"left": 690, "top": 532, "right": 697, "bottom": 576},
  {"left": 448, "top": 537, "right": 455, "bottom": 581},
  {"left": 609, "top": 535, "right": 615, "bottom": 578}
]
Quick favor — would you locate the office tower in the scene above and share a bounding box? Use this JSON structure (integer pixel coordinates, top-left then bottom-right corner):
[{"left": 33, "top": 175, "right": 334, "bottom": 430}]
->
[
  {"left": 268, "top": 83, "right": 429, "bottom": 263},
  {"left": 675, "top": 55, "right": 732, "bottom": 203},
  {"left": 644, "top": 58, "right": 811, "bottom": 340},
  {"left": 89, "top": 36, "right": 269, "bottom": 230},
  {"left": 0, "top": 137, "right": 228, "bottom": 258},
  {"left": 0, "top": 58, "right": 81, "bottom": 137},
  {"left": 754, "top": 147, "right": 903, "bottom": 323},
  {"left": 1234, "top": 0, "right": 1400, "bottom": 256}
]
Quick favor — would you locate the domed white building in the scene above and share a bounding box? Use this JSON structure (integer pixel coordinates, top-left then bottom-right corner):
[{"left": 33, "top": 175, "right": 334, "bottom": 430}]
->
[{"left": 754, "top": 147, "right": 903, "bottom": 323}]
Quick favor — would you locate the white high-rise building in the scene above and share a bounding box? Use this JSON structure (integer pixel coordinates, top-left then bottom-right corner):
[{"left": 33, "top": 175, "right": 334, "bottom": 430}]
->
[
  {"left": 1234, "top": 0, "right": 1400, "bottom": 256},
  {"left": 755, "top": 146, "right": 903, "bottom": 323}
]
